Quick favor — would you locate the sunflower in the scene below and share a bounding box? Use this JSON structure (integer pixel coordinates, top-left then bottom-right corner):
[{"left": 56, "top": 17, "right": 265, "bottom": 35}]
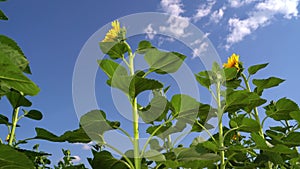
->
[
  {"left": 102, "top": 20, "right": 124, "bottom": 42},
  {"left": 223, "top": 53, "right": 239, "bottom": 69}
]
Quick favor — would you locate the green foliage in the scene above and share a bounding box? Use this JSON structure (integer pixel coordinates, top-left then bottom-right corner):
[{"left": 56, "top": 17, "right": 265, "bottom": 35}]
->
[
  {"left": 0, "top": 10, "right": 8, "bottom": 20},
  {"left": 2, "top": 16, "right": 300, "bottom": 169},
  {"left": 34, "top": 127, "right": 91, "bottom": 143},
  {"left": 99, "top": 41, "right": 129, "bottom": 60},
  {"left": 0, "top": 144, "right": 35, "bottom": 169},
  {"left": 144, "top": 49, "right": 186, "bottom": 74}
]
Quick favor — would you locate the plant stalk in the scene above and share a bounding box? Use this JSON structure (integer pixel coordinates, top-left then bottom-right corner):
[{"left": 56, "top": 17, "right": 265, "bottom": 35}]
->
[
  {"left": 241, "top": 73, "right": 264, "bottom": 138},
  {"left": 128, "top": 43, "right": 141, "bottom": 169},
  {"left": 216, "top": 82, "right": 225, "bottom": 169},
  {"left": 8, "top": 107, "right": 20, "bottom": 146}
]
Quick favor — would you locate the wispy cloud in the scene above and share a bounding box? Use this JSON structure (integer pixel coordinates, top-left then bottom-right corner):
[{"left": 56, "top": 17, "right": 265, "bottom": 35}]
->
[
  {"left": 228, "top": 0, "right": 257, "bottom": 8},
  {"left": 210, "top": 6, "right": 226, "bottom": 23},
  {"left": 159, "top": 0, "right": 191, "bottom": 38},
  {"left": 159, "top": 15, "right": 191, "bottom": 38},
  {"left": 144, "top": 24, "right": 157, "bottom": 40},
  {"left": 190, "top": 33, "right": 210, "bottom": 58},
  {"left": 193, "top": 0, "right": 216, "bottom": 21},
  {"left": 226, "top": 0, "right": 300, "bottom": 48},
  {"left": 161, "top": 0, "right": 184, "bottom": 16}
]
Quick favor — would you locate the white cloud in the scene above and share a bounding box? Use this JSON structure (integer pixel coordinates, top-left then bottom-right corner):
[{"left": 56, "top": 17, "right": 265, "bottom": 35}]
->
[
  {"left": 193, "top": 0, "right": 216, "bottom": 21},
  {"left": 256, "top": 0, "right": 299, "bottom": 19},
  {"left": 159, "top": 15, "right": 190, "bottom": 37},
  {"left": 190, "top": 32, "right": 210, "bottom": 46},
  {"left": 159, "top": 0, "right": 191, "bottom": 38},
  {"left": 192, "top": 42, "right": 209, "bottom": 58},
  {"left": 161, "top": 0, "right": 184, "bottom": 16},
  {"left": 228, "top": 0, "right": 257, "bottom": 8},
  {"left": 144, "top": 24, "right": 157, "bottom": 40},
  {"left": 226, "top": 0, "right": 300, "bottom": 47},
  {"left": 210, "top": 7, "right": 225, "bottom": 23},
  {"left": 74, "top": 142, "right": 93, "bottom": 150}
]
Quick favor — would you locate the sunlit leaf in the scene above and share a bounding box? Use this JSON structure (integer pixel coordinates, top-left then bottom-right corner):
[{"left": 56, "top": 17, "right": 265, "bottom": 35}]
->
[
  {"left": 110, "top": 75, "right": 163, "bottom": 98},
  {"left": 80, "top": 110, "right": 120, "bottom": 143},
  {"left": 139, "top": 95, "right": 168, "bottom": 123},
  {"left": 144, "top": 49, "right": 186, "bottom": 74},
  {"left": 230, "top": 116, "right": 260, "bottom": 132},
  {"left": 144, "top": 150, "right": 166, "bottom": 162},
  {"left": 264, "top": 98, "right": 299, "bottom": 121},
  {"left": 24, "top": 109, "right": 43, "bottom": 121},
  {"left": 224, "top": 67, "right": 237, "bottom": 80},
  {"left": 0, "top": 52, "right": 40, "bottom": 95},
  {"left": 248, "top": 63, "right": 268, "bottom": 75},
  {"left": 0, "top": 144, "right": 34, "bottom": 169},
  {"left": 0, "top": 35, "right": 31, "bottom": 73},
  {"left": 99, "top": 42, "right": 128, "bottom": 60},
  {"left": 98, "top": 59, "right": 127, "bottom": 79},
  {"left": 6, "top": 90, "right": 32, "bottom": 108},
  {"left": 136, "top": 40, "right": 154, "bottom": 54},
  {"left": 34, "top": 127, "right": 91, "bottom": 143},
  {"left": 253, "top": 77, "right": 285, "bottom": 95},
  {"left": 225, "top": 90, "right": 266, "bottom": 113},
  {"left": 89, "top": 150, "right": 128, "bottom": 169}
]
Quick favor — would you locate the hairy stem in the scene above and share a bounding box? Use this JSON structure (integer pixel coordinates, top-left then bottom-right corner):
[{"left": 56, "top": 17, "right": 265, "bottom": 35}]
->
[
  {"left": 216, "top": 82, "right": 225, "bottom": 169},
  {"left": 127, "top": 42, "right": 141, "bottom": 169},
  {"left": 241, "top": 73, "right": 264, "bottom": 138},
  {"left": 8, "top": 107, "right": 20, "bottom": 146}
]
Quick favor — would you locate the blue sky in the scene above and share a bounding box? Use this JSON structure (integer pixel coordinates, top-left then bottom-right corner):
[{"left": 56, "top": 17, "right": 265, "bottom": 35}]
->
[{"left": 1, "top": 0, "right": 300, "bottom": 167}]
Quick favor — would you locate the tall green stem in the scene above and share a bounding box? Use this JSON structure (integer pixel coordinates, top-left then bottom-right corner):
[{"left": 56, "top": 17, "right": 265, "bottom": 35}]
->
[
  {"left": 8, "top": 107, "right": 20, "bottom": 146},
  {"left": 241, "top": 73, "right": 264, "bottom": 138},
  {"left": 127, "top": 42, "right": 141, "bottom": 169},
  {"left": 216, "top": 82, "right": 225, "bottom": 169}
]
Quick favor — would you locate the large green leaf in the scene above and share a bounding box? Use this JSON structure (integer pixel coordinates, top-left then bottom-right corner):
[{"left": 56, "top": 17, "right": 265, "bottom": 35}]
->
[
  {"left": 175, "top": 147, "right": 219, "bottom": 161},
  {"left": 144, "top": 150, "right": 166, "bottom": 162},
  {"left": 80, "top": 110, "right": 120, "bottom": 143},
  {"left": 283, "top": 132, "right": 300, "bottom": 146},
  {"left": 264, "top": 98, "right": 299, "bottom": 121},
  {"left": 0, "top": 35, "right": 31, "bottom": 73},
  {"left": 225, "top": 90, "right": 266, "bottom": 113},
  {"left": 248, "top": 63, "right": 268, "bottom": 75},
  {"left": 224, "top": 67, "right": 237, "bottom": 80},
  {"left": 139, "top": 95, "right": 168, "bottom": 123},
  {"left": 253, "top": 77, "right": 285, "bottom": 95},
  {"left": 230, "top": 116, "right": 260, "bottom": 132},
  {"left": 110, "top": 75, "right": 163, "bottom": 98},
  {"left": 6, "top": 90, "right": 32, "bottom": 108},
  {"left": 0, "top": 10, "right": 8, "bottom": 20},
  {"left": 98, "top": 59, "right": 127, "bottom": 79},
  {"left": 0, "top": 144, "right": 35, "bottom": 169},
  {"left": 99, "top": 42, "right": 129, "bottom": 60},
  {"left": 88, "top": 150, "right": 128, "bottom": 169},
  {"left": 0, "top": 52, "right": 40, "bottom": 96},
  {"left": 195, "top": 71, "right": 216, "bottom": 89},
  {"left": 171, "top": 94, "right": 199, "bottom": 120},
  {"left": 144, "top": 49, "right": 186, "bottom": 74},
  {"left": 34, "top": 127, "right": 91, "bottom": 143},
  {"left": 290, "top": 111, "right": 300, "bottom": 124},
  {"left": 136, "top": 40, "right": 155, "bottom": 54}
]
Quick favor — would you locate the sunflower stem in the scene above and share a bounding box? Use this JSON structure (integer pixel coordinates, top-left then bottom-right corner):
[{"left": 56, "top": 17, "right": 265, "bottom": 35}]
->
[
  {"left": 126, "top": 41, "right": 141, "bottom": 169},
  {"left": 216, "top": 81, "right": 225, "bottom": 169},
  {"left": 8, "top": 107, "right": 20, "bottom": 146},
  {"left": 241, "top": 73, "right": 264, "bottom": 138}
]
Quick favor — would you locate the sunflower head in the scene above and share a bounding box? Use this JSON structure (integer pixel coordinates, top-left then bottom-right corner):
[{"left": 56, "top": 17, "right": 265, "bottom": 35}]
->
[
  {"left": 223, "top": 53, "right": 240, "bottom": 69},
  {"left": 102, "top": 20, "right": 126, "bottom": 42}
]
